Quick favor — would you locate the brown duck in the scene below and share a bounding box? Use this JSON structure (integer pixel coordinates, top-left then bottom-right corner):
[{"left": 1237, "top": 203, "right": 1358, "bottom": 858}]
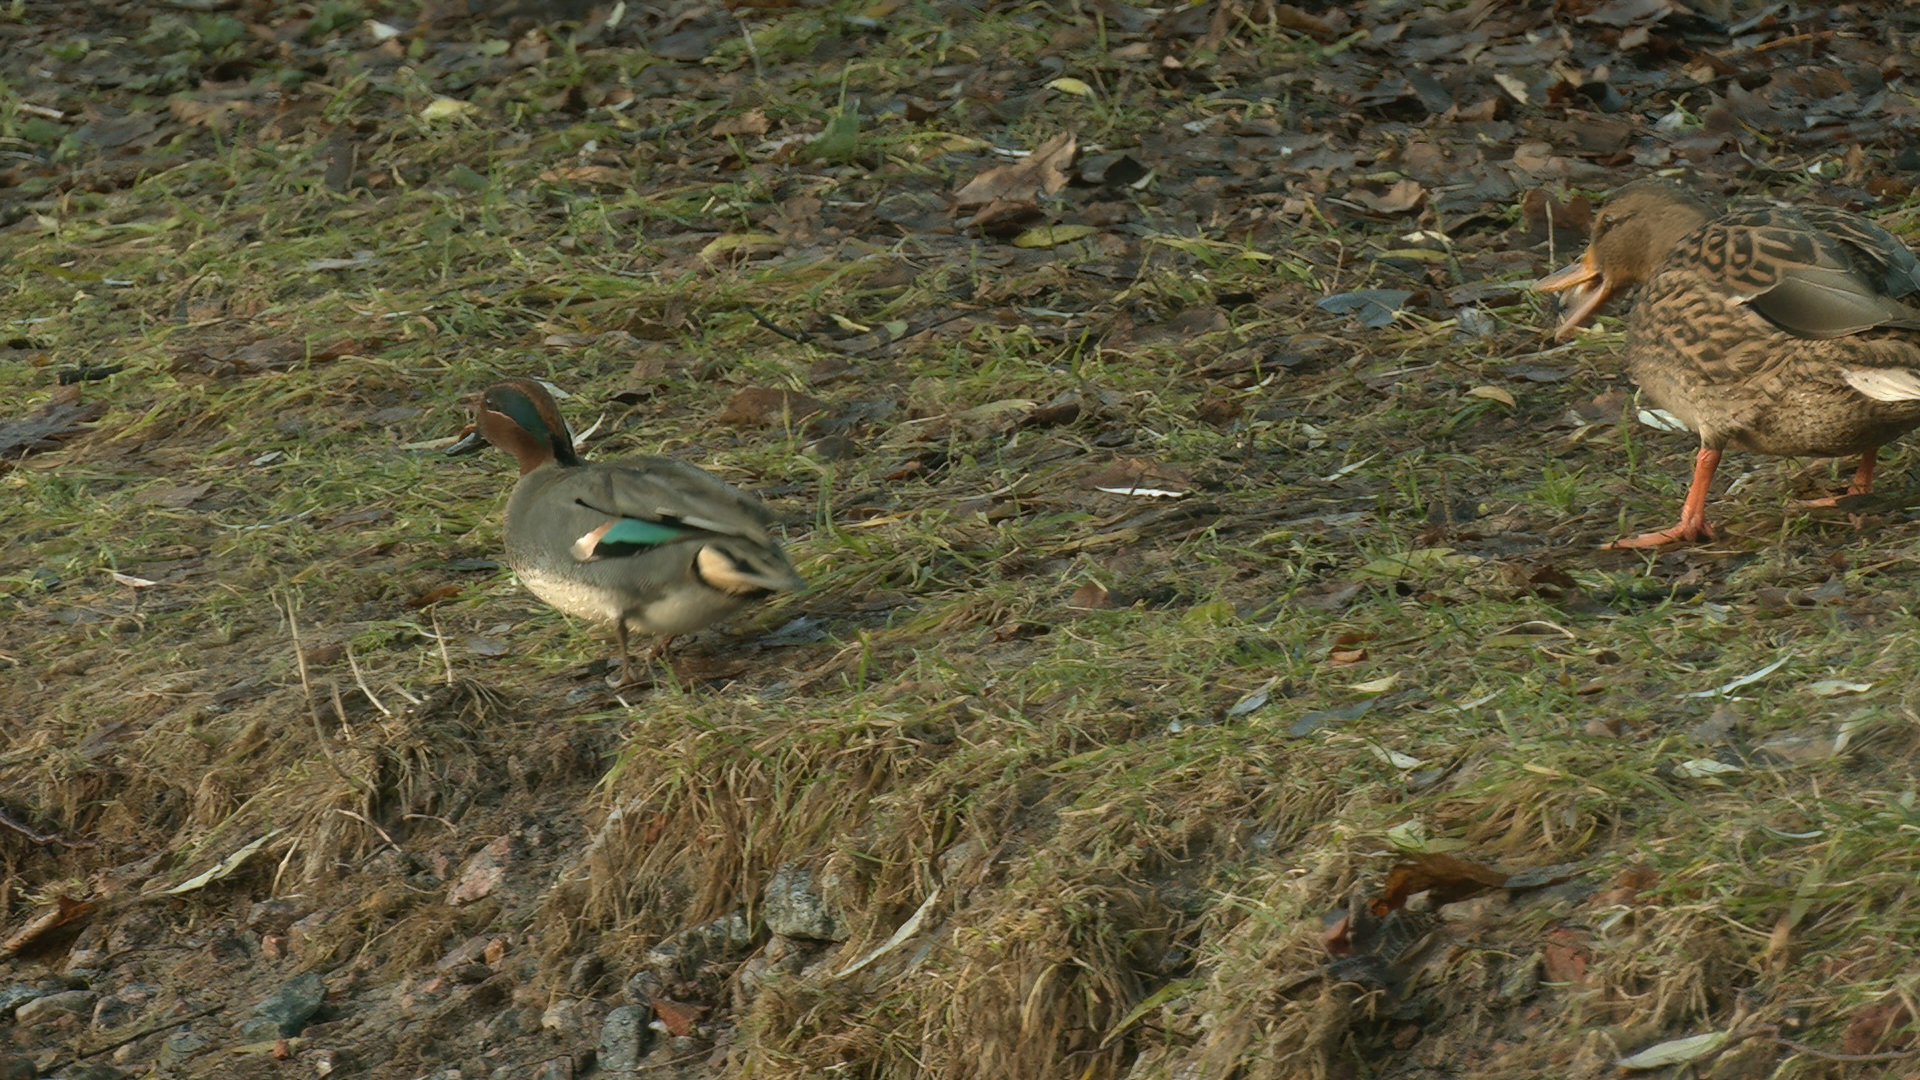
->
[{"left": 1536, "top": 178, "right": 1920, "bottom": 548}]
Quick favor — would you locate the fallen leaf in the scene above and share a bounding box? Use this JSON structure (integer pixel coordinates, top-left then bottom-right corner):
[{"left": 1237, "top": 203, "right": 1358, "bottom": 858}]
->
[
  {"left": 1672, "top": 758, "right": 1743, "bottom": 779},
  {"left": 1081, "top": 457, "right": 1194, "bottom": 496},
  {"left": 0, "top": 394, "right": 105, "bottom": 463},
  {"left": 1347, "top": 178, "right": 1425, "bottom": 214},
  {"left": 1010, "top": 223, "right": 1096, "bottom": 248},
  {"left": 1373, "top": 853, "right": 1510, "bottom": 914},
  {"left": 1615, "top": 1031, "right": 1729, "bottom": 1070},
  {"left": 1225, "top": 677, "right": 1280, "bottom": 718},
  {"left": 420, "top": 97, "right": 475, "bottom": 121},
  {"left": 1316, "top": 288, "right": 1413, "bottom": 328},
  {"left": 951, "top": 132, "right": 1077, "bottom": 210},
  {"left": 0, "top": 894, "right": 94, "bottom": 962},
  {"left": 1684, "top": 655, "right": 1790, "bottom": 698},
  {"left": 408, "top": 584, "right": 464, "bottom": 609},
  {"left": 711, "top": 109, "right": 771, "bottom": 137},
  {"left": 652, "top": 997, "right": 708, "bottom": 1037},
  {"left": 716, "top": 387, "right": 830, "bottom": 426},
  {"left": 700, "top": 233, "right": 785, "bottom": 262},
  {"left": 1068, "top": 581, "right": 1111, "bottom": 610}
]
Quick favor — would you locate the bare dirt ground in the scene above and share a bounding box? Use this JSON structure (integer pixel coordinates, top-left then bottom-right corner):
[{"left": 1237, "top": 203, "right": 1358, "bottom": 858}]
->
[{"left": 6, "top": 1, "right": 1920, "bottom": 1078}]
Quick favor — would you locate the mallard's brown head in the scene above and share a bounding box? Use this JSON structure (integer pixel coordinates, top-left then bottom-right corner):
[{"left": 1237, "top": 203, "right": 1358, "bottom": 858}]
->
[{"left": 1535, "top": 178, "right": 1714, "bottom": 340}]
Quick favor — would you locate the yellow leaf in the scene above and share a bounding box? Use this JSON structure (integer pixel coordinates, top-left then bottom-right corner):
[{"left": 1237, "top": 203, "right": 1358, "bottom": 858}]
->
[
  {"left": 1048, "top": 77, "right": 1094, "bottom": 97},
  {"left": 1354, "top": 548, "right": 1462, "bottom": 580},
  {"left": 1011, "top": 224, "right": 1096, "bottom": 248},
  {"left": 699, "top": 233, "right": 784, "bottom": 261},
  {"left": 1375, "top": 247, "right": 1449, "bottom": 262},
  {"left": 830, "top": 313, "right": 871, "bottom": 333},
  {"left": 1467, "top": 385, "right": 1516, "bottom": 407},
  {"left": 420, "top": 97, "right": 474, "bottom": 122}
]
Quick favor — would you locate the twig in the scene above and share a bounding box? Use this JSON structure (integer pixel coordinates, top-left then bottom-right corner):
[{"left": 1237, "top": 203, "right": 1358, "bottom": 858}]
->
[
  {"left": 745, "top": 305, "right": 816, "bottom": 346},
  {"left": 432, "top": 610, "right": 456, "bottom": 686},
  {"left": 70, "top": 1001, "right": 226, "bottom": 1060},
  {"left": 282, "top": 592, "right": 371, "bottom": 796},
  {"left": 0, "top": 805, "right": 91, "bottom": 847}
]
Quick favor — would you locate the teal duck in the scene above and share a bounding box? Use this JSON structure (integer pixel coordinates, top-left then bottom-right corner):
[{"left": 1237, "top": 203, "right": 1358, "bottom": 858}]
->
[
  {"left": 1536, "top": 177, "right": 1920, "bottom": 548},
  {"left": 451, "top": 378, "right": 805, "bottom": 683}
]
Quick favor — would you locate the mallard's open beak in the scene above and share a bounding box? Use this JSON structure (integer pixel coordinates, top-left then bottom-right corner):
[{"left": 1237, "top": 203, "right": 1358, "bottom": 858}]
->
[{"left": 1534, "top": 249, "right": 1612, "bottom": 341}]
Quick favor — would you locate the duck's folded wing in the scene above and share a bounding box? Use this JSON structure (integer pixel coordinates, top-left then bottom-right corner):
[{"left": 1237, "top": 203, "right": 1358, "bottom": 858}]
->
[
  {"left": 1716, "top": 208, "right": 1920, "bottom": 339},
  {"left": 556, "top": 458, "right": 779, "bottom": 558}
]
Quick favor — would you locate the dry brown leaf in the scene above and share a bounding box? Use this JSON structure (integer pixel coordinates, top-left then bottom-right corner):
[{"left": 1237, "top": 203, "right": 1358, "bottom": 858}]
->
[
  {"left": 409, "top": 584, "right": 465, "bottom": 609},
  {"left": 1080, "top": 457, "right": 1194, "bottom": 495},
  {"left": 1347, "top": 178, "right": 1426, "bottom": 214},
  {"left": 0, "top": 393, "right": 105, "bottom": 463},
  {"left": 1540, "top": 926, "right": 1592, "bottom": 985},
  {"left": 1372, "top": 853, "right": 1510, "bottom": 915},
  {"left": 446, "top": 835, "right": 514, "bottom": 905},
  {"left": 1068, "top": 581, "right": 1112, "bottom": 610},
  {"left": 716, "top": 387, "right": 830, "bottom": 426},
  {"left": 1842, "top": 999, "right": 1918, "bottom": 1055},
  {"left": 0, "top": 895, "right": 94, "bottom": 962},
  {"left": 951, "top": 132, "right": 1077, "bottom": 210},
  {"left": 652, "top": 997, "right": 708, "bottom": 1036},
  {"left": 711, "top": 109, "right": 771, "bottom": 137}
]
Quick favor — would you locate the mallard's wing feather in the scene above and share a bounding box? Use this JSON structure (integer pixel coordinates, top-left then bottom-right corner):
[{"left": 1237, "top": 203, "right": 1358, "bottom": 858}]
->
[
  {"left": 1698, "top": 206, "right": 1920, "bottom": 339},
  {"left": 1843, "top": 367, "right": 1920, "bottom": 403}
]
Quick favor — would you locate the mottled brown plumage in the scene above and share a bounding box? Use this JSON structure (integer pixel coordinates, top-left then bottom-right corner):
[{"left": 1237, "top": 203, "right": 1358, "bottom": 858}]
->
[{"left": 1536, "top": 178, "right": 1920, "bottom": 547}]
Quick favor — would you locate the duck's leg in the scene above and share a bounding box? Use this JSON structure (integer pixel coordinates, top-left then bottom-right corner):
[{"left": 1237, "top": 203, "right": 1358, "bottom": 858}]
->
[
  {"left": 1787, "top": 448, "right": 1879, "bottom": 508},
  {"left": 608, "top": 627, "right": 675, "bottom": 688},
  {"left": 1607, "top": 446, "right": 1720, "bottom": 549},
  {"left": 612, "top": 622, "right": 637, "bottom": 687},
  {"left": 1848, "top": 449, "right": 1880, "bottom": 496}
]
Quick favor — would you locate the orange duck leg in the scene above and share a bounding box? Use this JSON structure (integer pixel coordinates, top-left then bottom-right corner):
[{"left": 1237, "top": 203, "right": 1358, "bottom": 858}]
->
[{"left": 1607, "top": 447, "right": 1721, "bottom": 549}]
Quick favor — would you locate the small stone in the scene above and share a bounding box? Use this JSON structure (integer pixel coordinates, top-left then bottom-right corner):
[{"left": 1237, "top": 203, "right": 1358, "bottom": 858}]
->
[
  {"left": 298, "top": 1048, "right": 344, "bottom": 1076},
  {"left": 14, "top": 989, "right": 98, "bottom": 1026},
  {"left": 641, "top": 913, "right": 754, "bottom": 997},
  {"left": 247, "top": 898, "right": 303, "bottom": 936},
  {"left": 91, "top": 983, "right": 160, "bottom": 1029},
  {"left": 158, "top": 1030, "right": 208, "bottom": 1071},
  {"left": 599, "top": 1004, "right": 649, "bottom": 1074},
  {"left": 250, "top": 970, "right": 326, "bottom": 1037},
  {"left": 437, "top": 934, "right": 495, "bottom": 969},
  {"left": 566, "top": 953, "right": 606, "bottom": 995},
  {"left": 288, "top": 910, "right": 330, "bottom": 955},
  {"left": 447, "top": 835, "right": 516, "bottom": 904},
  {"left": 763, "top": 864, "right": 844, "bottom": 942},
  {"left": 0, "top": 983, "right": 47, "bottom": 1016}
]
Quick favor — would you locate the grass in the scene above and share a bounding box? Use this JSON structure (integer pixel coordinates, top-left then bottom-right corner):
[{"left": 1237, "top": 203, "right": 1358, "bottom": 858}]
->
[{"left": 5, "top": 0, "right": 1920, "bottom": 1076}]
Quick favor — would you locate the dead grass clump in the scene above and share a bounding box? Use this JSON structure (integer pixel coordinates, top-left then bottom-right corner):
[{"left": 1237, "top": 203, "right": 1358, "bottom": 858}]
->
[
  {"left": 737, "top": 877, "right": 1169, "bottom": 1080},
  {"left": 551, "top": 695, "right": 943, "bottom": 945}
]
